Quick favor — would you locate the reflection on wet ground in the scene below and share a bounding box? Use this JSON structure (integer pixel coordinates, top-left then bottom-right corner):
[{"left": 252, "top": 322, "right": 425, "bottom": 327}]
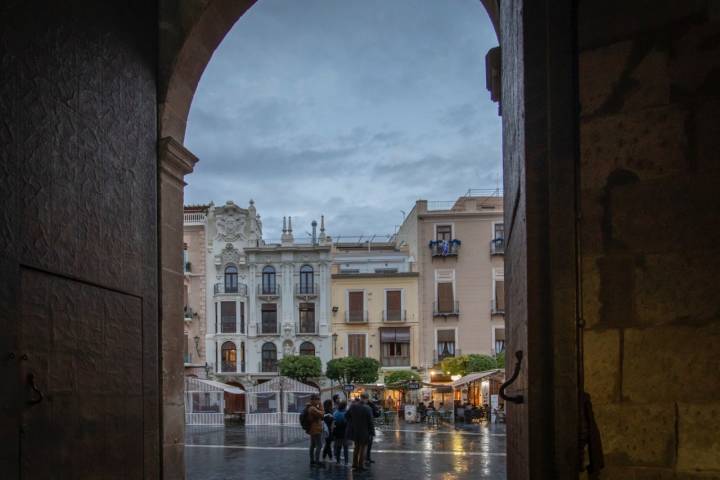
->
[{"left": 186, "top": 421, "right": 506, "bottom": 479}]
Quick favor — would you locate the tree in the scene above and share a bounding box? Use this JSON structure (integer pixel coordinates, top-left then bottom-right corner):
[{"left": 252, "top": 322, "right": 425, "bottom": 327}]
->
[
  {"left": 466, "top": 354, "right": 498, "bottom": 373},
  {"left": 439, "top": 355, "right": 468, "bottom": 376},
  {"left": 384, "top": 370, "right": 422, "bottom": 403},
  {"left": 325, "top": 357, "right": 381, "bottom": 385},
  {"left": 278, "top": 355, "right": 321, "bottom": 383},
  {"left": 495, "top": 351, "right": 505, "bottom": 369}
]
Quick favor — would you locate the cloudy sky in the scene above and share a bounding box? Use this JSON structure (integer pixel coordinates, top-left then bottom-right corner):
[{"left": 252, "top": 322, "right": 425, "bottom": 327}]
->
[{"left": 185, "top": 0, "right": 501, "bottom": 241}]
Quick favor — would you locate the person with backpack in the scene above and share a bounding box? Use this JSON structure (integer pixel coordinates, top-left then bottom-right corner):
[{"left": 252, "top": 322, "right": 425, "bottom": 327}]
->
[
  {"left": 301, "top": 394, "right": 325, "bottom": 468},
  {"left": 321, "top": 399, "right": 334, "bottom": 461},
  {"left": 332, "top": 400, "right": 349, "bottom": 465}
]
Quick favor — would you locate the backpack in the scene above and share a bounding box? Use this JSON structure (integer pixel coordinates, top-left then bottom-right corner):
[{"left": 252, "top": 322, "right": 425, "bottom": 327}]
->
[{"left": 299, "top": 405, "right": 310, "bottom": 433}]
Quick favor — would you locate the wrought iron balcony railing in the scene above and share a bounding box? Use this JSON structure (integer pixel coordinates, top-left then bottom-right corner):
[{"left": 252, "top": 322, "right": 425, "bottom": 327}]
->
[
  {"left": 433, "top": 301, "right": 460, "bottom": 317},
  {"left": 381, "top": 356, "right": 410, "bottom": 367},
  {"left": 345, "top": 310, "right": 368, "bottom": 323},
  {"left": 257, "top": 284, "right": 280, "bottom": 298},
  {"left": 295, "top": 283, "right": 319, "bottom": 297},
  {"left": 491, "top": 238, "right": 505, "bottom": 255},
  {"left": 382, "top": 309, "right": 407, "bottom": 322},
  {"left": 429, "top": 239, "right": 461, "bottom": 257},
  {"left": 296, "top": 322, "right": 318, "bottom": 335},
  {"left": 491, "top": 299, "right": 505, "bottom": 315},
  {"left": 214, "top": 282, "right": 248, "bottom": 296}
]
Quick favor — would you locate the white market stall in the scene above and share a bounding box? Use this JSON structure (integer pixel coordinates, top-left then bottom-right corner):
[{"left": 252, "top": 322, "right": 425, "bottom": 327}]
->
[
  {"left": 245, "top": 376, "right": 319, "bottom": 426},
  {"left": 184, "top": 377, "right": 245, "bottom": 426}
]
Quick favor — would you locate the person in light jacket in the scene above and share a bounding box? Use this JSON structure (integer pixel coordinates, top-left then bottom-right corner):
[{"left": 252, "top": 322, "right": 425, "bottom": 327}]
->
[{"left": 306, "top": 394, "right": 325, "bottom": 468}]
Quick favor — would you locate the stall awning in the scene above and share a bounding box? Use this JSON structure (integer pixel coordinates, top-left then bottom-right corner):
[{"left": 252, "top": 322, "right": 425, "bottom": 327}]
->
[
  {"left": 198, "top": 379, "right": 245, "bottom": 395},
  {"left": 247, "top": 376, "right": 319, "bottom": 394},
  {"left": 451, "top": 369, "right": 504, "bottom": 388}
]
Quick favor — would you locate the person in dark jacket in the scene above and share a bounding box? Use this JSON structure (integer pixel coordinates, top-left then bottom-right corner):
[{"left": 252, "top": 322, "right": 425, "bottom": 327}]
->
[
  {"left": 321, "top": 399, "right": 334, "bottom": 461},
  {"left": 365, "top": 397, "right": 380, "bottom": 465},
  {"left": 332, "top": 400, "right": 349, "bottom": 464},
  {"left": 344, "top": 394, "right": 373, "bottom": 471}
]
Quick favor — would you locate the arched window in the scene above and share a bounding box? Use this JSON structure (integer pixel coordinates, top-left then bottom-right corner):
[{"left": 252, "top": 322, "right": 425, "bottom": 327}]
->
[
  {"left": 299, "top": 265, "right": 314, "bottom": 294},
  {"left": 224, "top": 265, "right": 238, "bottom": 293},
  {"left": 221, "top": 341, "right": 236, "bottom": 372},
  {"left": 262, "top": 266, "right": 276, "bottom": 294},
  {"left": 261, "top": 342, "right": 277, "bottom": 372},
  {"left": 299, "top": 341, "right": 315, "bottom": 356}
]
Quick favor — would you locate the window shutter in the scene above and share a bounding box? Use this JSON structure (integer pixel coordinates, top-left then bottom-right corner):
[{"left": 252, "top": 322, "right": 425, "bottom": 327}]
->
[
  {"left": 348, "top": 334, "right": 365, "bottom": 357},
  {"left": 349, "top": 291, "right": 364, "bottom": 312},
  {"left": 496, "top": 280, "right": 505, "bottom": 311},
  {"left": 437, "top": 282, "right": 454, "bottom": 312},
  {"left": 386, "top": 290, "right": 401, "bottom": 314},
  {"left": 437, "top": 329, "right": 455, "bottom": 342}
]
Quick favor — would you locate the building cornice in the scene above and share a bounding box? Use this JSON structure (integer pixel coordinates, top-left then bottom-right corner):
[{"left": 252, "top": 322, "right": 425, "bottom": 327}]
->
[{"left": 331, "top": 272, "right": 419, "bottom": 279}]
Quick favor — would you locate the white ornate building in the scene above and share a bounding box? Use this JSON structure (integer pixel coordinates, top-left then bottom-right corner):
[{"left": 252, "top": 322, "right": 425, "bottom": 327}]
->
[{"left": 193, "top": 200, "right": 332, "bottom": 387}]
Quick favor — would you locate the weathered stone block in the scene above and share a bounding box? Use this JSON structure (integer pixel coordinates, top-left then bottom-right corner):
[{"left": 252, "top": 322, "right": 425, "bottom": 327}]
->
[
  {"left": 610, "top": 176, "right": 720, "bottom": 254},
  {"left": 580, "top": 40, "right": 670, "bottom": 117},
  {"left": 580, "top": 106, "right": 689, "bottom": 190},
  {"left": 635, "top": 253, "right": 720, "bottom": 326},
  {"left": 669, "top": 22, "right": 720, "bottom": 98},
  {"left": 581, "top": 256, "right": 602, "bottom": 329},
  {"left": 623, "top": 325, "right": 720, "bottom": 403},
  {"left": 595, "top": 402, "right": 676, "bottom": 467},
  {"left": 694, "top": 99, "right": 720, "bottom": 173},
  {"left": 677, "top": 402, "right": 720, "bottom": 472},
  {"left": 584, "top": 329, "right": 621, "bottom": 404}
]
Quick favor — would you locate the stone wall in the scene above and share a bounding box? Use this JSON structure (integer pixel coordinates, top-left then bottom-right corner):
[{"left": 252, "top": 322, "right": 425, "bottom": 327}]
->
[{"left": 578, "top": 2, "right": 720, "bottom": 477}]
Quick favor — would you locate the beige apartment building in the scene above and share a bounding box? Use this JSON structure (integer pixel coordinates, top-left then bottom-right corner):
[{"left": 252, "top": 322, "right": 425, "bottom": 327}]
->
[
  {"left": 183, "top": 204, "right": 210, "bottom": 377},
  {"left": 397, "top": 190, "right": 505, "bottom": 380},
  {"left": 330, "top": 240, "right": 420, "bottom": 381}
]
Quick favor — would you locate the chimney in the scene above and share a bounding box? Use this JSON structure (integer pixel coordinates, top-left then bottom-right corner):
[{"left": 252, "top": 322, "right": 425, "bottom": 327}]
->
[{"left": 311, "top": 220, "right": 318, "bottom": 245}]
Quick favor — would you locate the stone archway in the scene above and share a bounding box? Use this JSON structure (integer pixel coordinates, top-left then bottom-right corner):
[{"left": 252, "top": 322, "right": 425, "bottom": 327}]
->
[{"left": 156, "top": 1, "right": 579, "bottom": 479}]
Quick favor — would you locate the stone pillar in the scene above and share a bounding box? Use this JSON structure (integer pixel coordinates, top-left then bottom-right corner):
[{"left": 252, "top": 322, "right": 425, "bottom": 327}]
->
[
  {"left": 319, "top": 261, "right": 329, "bottom": 336},
  {"left": 158, "top": 136, "right": 198, "bottom": 480}
]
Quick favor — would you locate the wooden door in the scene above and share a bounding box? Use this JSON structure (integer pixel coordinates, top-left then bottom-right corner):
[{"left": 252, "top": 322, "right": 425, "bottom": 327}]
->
[
  {"left": 0, "top": 1, "right": 159, "bottom": 477},
  {"left": 500, "top": 0, "right": 579, "bottom": 477}
]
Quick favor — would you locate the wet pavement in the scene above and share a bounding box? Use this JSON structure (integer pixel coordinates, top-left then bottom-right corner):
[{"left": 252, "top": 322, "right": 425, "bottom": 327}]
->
[{"left": 185, "top": 420, "right": 506, "bottom": 479}]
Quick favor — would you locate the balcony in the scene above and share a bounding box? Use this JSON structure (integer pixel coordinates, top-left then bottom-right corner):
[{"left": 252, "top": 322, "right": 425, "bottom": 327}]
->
[
  {"left": 345, "top": 310, "right": 368, "bottom": 324},
  {"left": 257, "top": 284, "right": 280, "bottom": 299},
  {"left": 296, "top": 321, "right": 318, "bottom": 335},
  {"left": 257, "top": 322, "right": 280, "bottom": 336},
  {"left": 381, "top": 356, "right": 410, "bottom": 367},
  {"left": 433, "top": 301, "right": 460, "bottom": 317},
  {"left": 382, "top": 310, "right": 407, "bottom": 322},
  {"left": 184, "top": 261, "right": 192, "bottom": 273},
  {"left": 491, "top": 299, "right": 505, "bottom": 315},
  {"left": 214, "top": 282, "right": 248, "bottom": 296},
  {"left": 295, "top": 283, "right": 319, "bottom": 299},
  {"left": 429, "top": 239, "right": 461, "bottom": 258},
  {"left": 183, "top": 307, "right": 193, "bottom": 322},
  {"left": 491, "top": 238, "right": 505, "bottom": 255}
]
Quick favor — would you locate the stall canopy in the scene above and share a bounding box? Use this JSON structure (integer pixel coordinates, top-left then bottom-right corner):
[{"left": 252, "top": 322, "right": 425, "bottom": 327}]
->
[
  {"left": 451, "top": 369, "right": 504, "bottom": 388},
  {"left": 185, "top": 377, "right": 227, "bottom": 426},
  {"left": 199, "top": 379, "right": 245, "bottom": 394},
  {"left": 245, "top": 376, "right": 319, "bottom": 425}
]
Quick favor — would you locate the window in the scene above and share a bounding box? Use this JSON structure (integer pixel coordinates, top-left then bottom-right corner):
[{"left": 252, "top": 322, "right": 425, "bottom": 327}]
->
[
  {"left": 184, "top": 334, "right": 190, "bottom": 364},
  {"left": 221, "top": 341, "right": 236, "bottom": 372},
  {"left": 437, "top": 282, "right": 454, "bottom": 313},
  {"left": 494, "top": 278, "right": 505, "bottom": 313},
  {"left": 494, "top": 223, "right": 504, "bottom": 240},
  {"left": 299, "top": 341, "right": 315, "bottom": 356},
  {"left": 385, "top": 290, "right": 402, "bottom": 321},
  {"left": 436, "top": 224, "right": 452, "bottom": 241},
  {"left": 495, "top": 328, "right": 506, "bottom": 354},
  {"left": 183, "top": 243, "right": 190, "bottom": 272},
  {"left": 261, "top": 303, "right": 277, "bottom": 334},
  {"left": 437, "top": 329, "right": 456, "bottom": 360},
  {"left": 347, "top": 334, "right": 366, "bottom": 358},
  {"left": 220, "top": 301, "right": 236, "bottom": 333},
  {"left": 299, "top": 265, "right": 313, "bottom": 294},
  {"left": 239, "top": 302, "right": 245, "bottom": 334},
  {"left": 262, "top": 266, "right": 276, "bottom": 294},
  {"left": 261, "top": 342, "right": 277, "bottom": 372},
  {"left": 380, "top": 327, "right": 410, "bottom": 367},
  {"left": 224, "top": 265, "right": 238, "bottom": 293},
  {"left": 299, "top": 303, "right": 315, "bottom": 334},
  {"left": 347, "top": 291, "right": 364, "bottom": 322}
]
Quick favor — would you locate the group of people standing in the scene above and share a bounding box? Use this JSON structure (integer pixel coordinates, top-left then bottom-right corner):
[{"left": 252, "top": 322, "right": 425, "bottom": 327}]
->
[{"left": 304, "top": 392, "right": 379, "bottom": 472}]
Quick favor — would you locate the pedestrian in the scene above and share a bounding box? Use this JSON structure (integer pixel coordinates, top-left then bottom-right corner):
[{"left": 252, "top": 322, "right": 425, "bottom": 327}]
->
[
  {"left": 345, "top": 392, "right": 373, "bottom": 472},
  {"left": 321, "top": 399, "right": 334, "bottom": 461},
  {"left": 333, "top": 400, "right": 349, "bottom": 465},
  {"left": 332, "top": 393, "right": 340, "bottom": 410},
  {"left": 366, "top": 396, "right": 380, "bottom": 466},
  {"left": 304, "top": 394, "right": 325, "bottom": 468}
]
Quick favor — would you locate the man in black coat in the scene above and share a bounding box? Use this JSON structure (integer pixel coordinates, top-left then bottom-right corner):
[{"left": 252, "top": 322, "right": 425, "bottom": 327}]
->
[{"left": 344, "top": 394, "right": 374, "bottom": 472}]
